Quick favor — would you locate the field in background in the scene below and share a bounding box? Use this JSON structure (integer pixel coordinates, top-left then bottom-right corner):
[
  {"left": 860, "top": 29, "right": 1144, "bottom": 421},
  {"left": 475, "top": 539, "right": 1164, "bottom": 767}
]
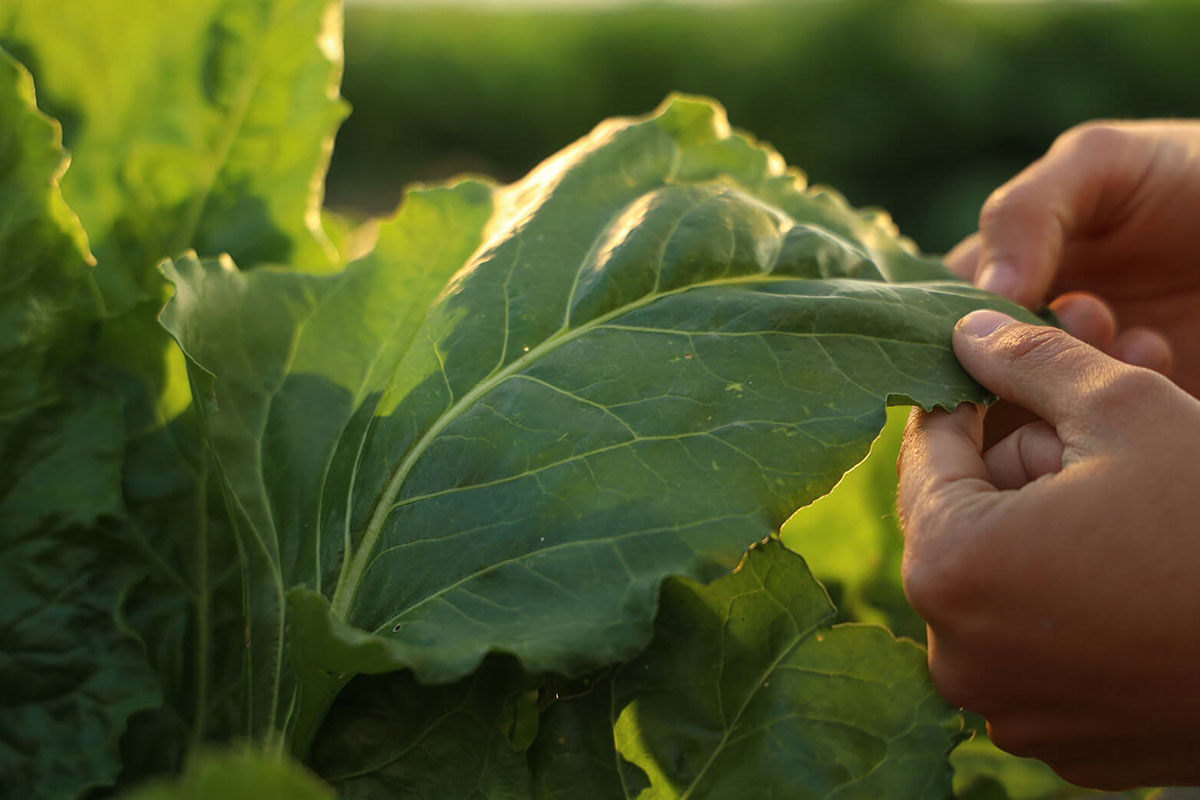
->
[{"left": 327, "top": 0, "right": 1200, "bottom": 254}]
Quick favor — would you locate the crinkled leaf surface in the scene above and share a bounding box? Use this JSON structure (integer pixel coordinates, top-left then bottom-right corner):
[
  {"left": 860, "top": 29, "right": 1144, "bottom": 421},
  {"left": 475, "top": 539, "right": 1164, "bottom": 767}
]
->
[
  {"left": 116, "top": 749, "right": 334, "bottom": 800},
  {"left": 0, "top": 50, "right": 159, "bottom": 799},
  {"left": 613, "top": 540, "right": 960, "bottom": 799},
  {"left": 160, "top": 96, "right": 1039, "bottom": 747},
  {"left": 1, "top": 0, "right": 348, "bottom": 310},
  {"left": 0, "top": 393, "right": 161, "bottom": 800},
  {"left": 310, "top": 659, "right": 536, "bottom": 799}
]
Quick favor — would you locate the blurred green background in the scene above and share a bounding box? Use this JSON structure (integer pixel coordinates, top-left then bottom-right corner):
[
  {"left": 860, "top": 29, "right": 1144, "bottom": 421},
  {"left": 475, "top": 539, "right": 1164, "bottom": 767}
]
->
[{"left": 326, "top": 0, "right": 1200, "bottom": 256}]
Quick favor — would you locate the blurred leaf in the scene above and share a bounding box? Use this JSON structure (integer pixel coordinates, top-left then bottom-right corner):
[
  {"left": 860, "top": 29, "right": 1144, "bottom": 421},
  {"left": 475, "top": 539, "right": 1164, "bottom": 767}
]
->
[
  {"left": 0, "top": 46, "right": 96, "bottom": 424},
  {"left": 116, "top": 749, "right": 334, "bottom": 800},
  {"left": 321, "top": 208, "right": 377, "bottom": 265},
  {"left": 953, "top": 735, "right": 1082, "bottom": 800},
  {"left": 1, "top": 0, "right": 349, "bottom": 312},
  {"left": 950, "top": 713, "right": 1159, "bottom": 800},
  {"left": 0, "top": 50, "right": 159, "bottom": 799},
  {"left": 612, "top": 540, "right": 961, "bottom": 798},
  {"left": 333, "top": 0, "right": 1200, "bottom": 253},
  {"left": 0, "top": 392, "right": 161, "bottom": 800}
]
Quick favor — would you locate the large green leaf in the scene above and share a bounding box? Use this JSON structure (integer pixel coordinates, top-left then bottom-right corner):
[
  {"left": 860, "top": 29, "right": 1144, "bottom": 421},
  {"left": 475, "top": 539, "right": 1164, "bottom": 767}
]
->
[
  {"left": 612, "top": 540, "right": 960, "bottom": 798},
  {"left": 1, "top": 0, "right": 348, "bottom": 310},
  {"left": 160, "top": 96, "right": 1039, "bottom": 748},
  {"left": 116, "top": 749, "right": 335, "bottom": 800},
  {"left": 0, "top": 50, "right": 159, "bottom": 799}
]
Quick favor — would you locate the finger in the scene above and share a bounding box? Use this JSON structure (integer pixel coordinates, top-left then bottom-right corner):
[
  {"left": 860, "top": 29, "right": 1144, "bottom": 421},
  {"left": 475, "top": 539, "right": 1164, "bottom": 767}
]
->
[
  {"left": 953, "top": 309, "right": 1128, "bottom": 429},
  {"left": 897, "top": 404, "right": 992, "bottom": 537},
  {"left": 1047, "top": 292, "right": 1117, "bottom": 351},
  {"left": 975, "top": 123, "right": 1153, "bottom": 306},
  {"left": 945, "top": 233, "right": 981, "bottom": 282},
  {"left": 983, "top": 421, "right": 1064, "bottom": 491},
  {"left": 898, "top": 405, "right": 1001, "bottom": 625},
  {"left": 1109, "top": 327, "right": 1173, "bottom": 375}
]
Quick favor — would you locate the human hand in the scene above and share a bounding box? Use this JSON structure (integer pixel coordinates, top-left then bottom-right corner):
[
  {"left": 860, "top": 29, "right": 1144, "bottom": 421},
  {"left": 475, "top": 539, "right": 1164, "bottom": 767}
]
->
[
  {"left": 898, "top": 310, "right": 1200, "bottom": 789},
  {"left": 947, "top": 121, "right": 1200, "bottom": 397}
]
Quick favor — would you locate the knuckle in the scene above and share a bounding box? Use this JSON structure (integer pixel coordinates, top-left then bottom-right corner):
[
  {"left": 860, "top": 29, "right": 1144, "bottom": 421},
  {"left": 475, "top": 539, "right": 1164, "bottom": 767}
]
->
[
  {"left": 1077, "top": 365, "right": 1165, "bottom": 419},
  {"left": 978, "top": 184, "right": 1027, "bottom": 231},
  {"left": 1055, "top": 120, "right": 1130, "bottom": 156},
  {"left": 994, "top": 324, "right": 1080, "bottom": 370}
]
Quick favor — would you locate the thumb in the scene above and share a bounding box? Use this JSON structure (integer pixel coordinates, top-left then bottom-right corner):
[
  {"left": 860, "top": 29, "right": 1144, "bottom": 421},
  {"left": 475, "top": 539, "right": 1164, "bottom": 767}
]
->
[
  {"left": 953, "top": 309, "right": 1132, "bottom": 431},
  {"left": 974, "top": 123, "right": 1152, "bottom": 307}
]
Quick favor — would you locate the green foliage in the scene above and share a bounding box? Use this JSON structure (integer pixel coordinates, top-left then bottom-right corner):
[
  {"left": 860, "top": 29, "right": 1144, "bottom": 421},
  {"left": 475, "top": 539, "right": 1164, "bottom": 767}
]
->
[
  {"left": 331, "top": 0, "right": 1200, "bottom": 254},
  {"left": 117, "top": 749, "right": 334, "bottom": 800},
  {"left": 0, "top": 3, "right": 1136, "bottom": 798},
  {"left": 160, "top": 94, "right": 1039, "bottom": 760},
  {"left": 612, "top": 540, "right": 960, "bottom": 798},
  {"left": 0, "top": 49, "right": 160, "bottom": 800},
  {"left": 2, "top": 0, "right": 347, "bottom": 310},
  {"left": 0, "top": 0, "right": 353, "bottom": 789}
]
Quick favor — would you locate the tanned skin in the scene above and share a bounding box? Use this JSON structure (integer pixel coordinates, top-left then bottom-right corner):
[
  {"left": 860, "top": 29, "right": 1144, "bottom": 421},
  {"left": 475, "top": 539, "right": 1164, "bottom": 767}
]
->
[{"left": 897, "top": 121, "right": 1200, "bottom": 789}]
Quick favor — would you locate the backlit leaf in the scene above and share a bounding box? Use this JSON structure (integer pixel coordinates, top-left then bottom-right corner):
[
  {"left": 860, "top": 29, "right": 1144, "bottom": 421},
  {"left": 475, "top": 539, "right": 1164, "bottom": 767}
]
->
[
  {"left": 0, "top": 50, "right": 159, "bottom": 799},
  {"left": 116, "top": 749, "right": 334, "bottom": 800},
  {"left": 1, "top": 0, "right": 348, "bottom": 310},
  {"left": 612, "top": 540, "right": 960, "bottom": 799}
]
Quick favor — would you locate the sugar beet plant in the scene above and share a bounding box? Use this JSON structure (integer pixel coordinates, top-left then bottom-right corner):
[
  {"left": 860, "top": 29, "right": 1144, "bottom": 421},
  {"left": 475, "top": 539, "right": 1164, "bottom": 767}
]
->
[{"left": 2, "top": 2, "right": 1087, "bottom": 798}]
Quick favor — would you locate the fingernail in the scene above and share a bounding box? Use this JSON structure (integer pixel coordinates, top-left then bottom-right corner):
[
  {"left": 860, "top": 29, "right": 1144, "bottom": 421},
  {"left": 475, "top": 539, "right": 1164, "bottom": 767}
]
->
[
  {"left": 957, "top": 309, "right": 1015, "bottom": 338},
  {"left": 977, "top": 262, "right": 1018, "bottom": 298}
]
